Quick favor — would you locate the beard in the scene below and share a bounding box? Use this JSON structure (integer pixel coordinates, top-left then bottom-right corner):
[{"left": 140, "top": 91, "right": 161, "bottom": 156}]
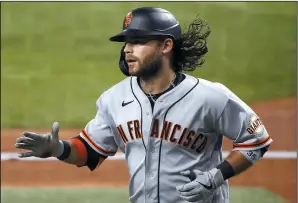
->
[{"left": 129, "top": 52, "right": 163, "bottom": 81}]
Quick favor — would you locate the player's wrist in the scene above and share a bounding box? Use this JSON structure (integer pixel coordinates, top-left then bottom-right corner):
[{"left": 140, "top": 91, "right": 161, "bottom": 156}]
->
[
  {"left": 55, "top": 140, "right": 71, "bottom": 159},
  {"left": 209, "top": 168, "right": 225, "bottom": 189},
  {"left": 51, "top": 140, "right": 64, "bottom": 157},
  {"left": 215, "top": 160, "right": 235, "bottom": 180}
]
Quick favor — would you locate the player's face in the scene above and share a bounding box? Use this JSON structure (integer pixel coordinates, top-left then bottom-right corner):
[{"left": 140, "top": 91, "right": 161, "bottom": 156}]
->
[{"left": 124, "top": 37, "right": 164, "bottom": 79}]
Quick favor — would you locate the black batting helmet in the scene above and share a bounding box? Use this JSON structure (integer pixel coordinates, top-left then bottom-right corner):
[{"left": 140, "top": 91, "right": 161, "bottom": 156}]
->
[{"left": 109, "top": 7, "right": 182, "bottom": 76}]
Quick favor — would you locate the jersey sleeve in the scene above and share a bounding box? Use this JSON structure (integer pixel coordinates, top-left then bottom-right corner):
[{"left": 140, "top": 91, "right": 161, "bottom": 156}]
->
[
  {"left": 213, "top": 84, "right": 273, "bottom": 151},
  {"left": 79, "top": 94, "right": 118, "bottom": 157}
]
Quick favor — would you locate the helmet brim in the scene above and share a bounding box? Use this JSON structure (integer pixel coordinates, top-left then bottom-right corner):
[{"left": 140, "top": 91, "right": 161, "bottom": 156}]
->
[{"left": 109, "top": 29, "right": 172, "bottom": 42}]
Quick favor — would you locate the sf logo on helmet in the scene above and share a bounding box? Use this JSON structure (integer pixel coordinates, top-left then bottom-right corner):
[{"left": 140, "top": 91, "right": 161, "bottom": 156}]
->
[{"left": 124, "top": 12, "right": 133, "bottom": 28}]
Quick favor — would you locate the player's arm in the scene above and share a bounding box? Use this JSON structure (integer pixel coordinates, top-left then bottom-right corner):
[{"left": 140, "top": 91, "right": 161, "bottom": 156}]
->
[
  {"left": 216, "top": 146, "right": 270, "bottom": 180},
  {"left": 214, "top": 96, "right": 273, "bottom": 180}
]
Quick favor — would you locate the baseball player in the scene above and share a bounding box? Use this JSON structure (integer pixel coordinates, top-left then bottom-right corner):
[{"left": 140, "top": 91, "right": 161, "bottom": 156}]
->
[{"left": 15, "top": 7, "right": 273, "bottom": 203}]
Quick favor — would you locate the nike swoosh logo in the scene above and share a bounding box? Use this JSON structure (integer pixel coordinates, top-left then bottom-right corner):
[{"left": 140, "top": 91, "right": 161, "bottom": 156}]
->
[
  {"left": 122, "top": 100, "right": 134, "bottom": 107},
  {"left": 199, "top": 182, "right": 213, "bottom": 190}
]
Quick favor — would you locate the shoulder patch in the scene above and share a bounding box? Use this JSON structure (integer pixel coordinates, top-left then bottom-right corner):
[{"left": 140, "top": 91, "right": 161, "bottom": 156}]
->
[{"left": 246, "top": 114, "right": 264, "bottom": 136}]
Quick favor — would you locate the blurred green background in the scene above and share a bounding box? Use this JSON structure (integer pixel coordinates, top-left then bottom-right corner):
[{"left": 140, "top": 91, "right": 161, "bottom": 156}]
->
[
  {"left": 1, "top": 187, "right": 289, "bottom": 203},
  {"left": 1, "top": 2, "right": 296, "bottom": 128},
  {"left": 1, "top": 3, "right": 295, "bottom": 203}
]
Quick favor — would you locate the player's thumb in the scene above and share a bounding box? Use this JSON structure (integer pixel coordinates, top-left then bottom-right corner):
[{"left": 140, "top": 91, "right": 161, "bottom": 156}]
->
[
  {"left": 180, "top": 170, "right": 191, "bottom": 176},
  {"left": 181, "top": 170, "right": 196, "bottom": 181},
  {"left": 51, "top": 122, "right": 60, "bottom": 140}
]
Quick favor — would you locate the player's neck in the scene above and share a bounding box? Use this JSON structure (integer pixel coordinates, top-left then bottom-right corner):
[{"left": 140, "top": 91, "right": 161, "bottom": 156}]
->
[{"left": 140, "top": 68, "right": 176, "bottom": 95}]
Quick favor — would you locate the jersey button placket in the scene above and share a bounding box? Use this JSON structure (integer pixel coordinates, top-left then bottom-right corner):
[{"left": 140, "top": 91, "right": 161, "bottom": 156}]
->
[
  {"left": 145, "top": 140, "right": 159, "bottom": 203},
  {"left": 148, "top": 172, "right": 154, "bottom": 178},
  {"left": 144, "top": 100, "right": 155, "bottom": 203},
  {"left": 148, "top": 194, "right": 154, "bottom": 200},
  {"left": 145, "top": 99, "right": 152, "bottom": 116}
]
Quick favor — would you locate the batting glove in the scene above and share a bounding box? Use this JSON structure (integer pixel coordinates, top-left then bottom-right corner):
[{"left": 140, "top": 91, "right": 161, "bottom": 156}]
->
[
  {"left": 176, "top": 168, "right": 224, "bottom": 202},
  {"left": 15, "top": 122, "right": 64, "bottom": 158}
]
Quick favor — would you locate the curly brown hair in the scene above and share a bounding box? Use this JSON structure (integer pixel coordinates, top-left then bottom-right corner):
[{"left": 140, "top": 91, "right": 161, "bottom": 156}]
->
[{"left": 171, "top": 15, "right": 211, "bottom": 72}]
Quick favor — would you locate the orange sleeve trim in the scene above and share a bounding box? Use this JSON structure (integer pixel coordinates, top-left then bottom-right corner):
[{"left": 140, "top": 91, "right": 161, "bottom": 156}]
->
[
  {"left": 71, "top": 137, "right": 87, "bottom": 167},
  {"left": 233, "top": 136, "right": 272, "bottom": 149},
  {"left": 81, "top": 129, "right": 116, "bottom": 155}
]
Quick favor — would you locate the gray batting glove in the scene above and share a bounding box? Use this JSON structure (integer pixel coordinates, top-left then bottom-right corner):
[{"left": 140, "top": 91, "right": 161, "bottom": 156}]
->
[
  {"left": 15, "top": 122, "right": 64, "bottom": 158},
  {"left": 176, "top": 168, "right": 224, "bottom": 202}
]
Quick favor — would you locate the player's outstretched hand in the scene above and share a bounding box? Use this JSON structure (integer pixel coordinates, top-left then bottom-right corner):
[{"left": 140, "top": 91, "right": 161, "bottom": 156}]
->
[
  {"left": 176, "top": 168, "right": 224, "bottom": 202},
  {"left": 15, "top": 122, "right": 63, "bottom": 158}
]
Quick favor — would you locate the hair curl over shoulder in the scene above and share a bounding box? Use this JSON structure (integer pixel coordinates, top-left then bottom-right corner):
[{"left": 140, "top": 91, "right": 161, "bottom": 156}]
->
[{"left": 171, "top": 15, "right": 211, "bottom": 72}]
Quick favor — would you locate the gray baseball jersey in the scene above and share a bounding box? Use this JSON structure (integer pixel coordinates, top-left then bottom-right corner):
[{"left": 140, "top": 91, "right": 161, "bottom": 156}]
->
[{"left": 79, "top": 74, "right": 272, "bottom": 203}]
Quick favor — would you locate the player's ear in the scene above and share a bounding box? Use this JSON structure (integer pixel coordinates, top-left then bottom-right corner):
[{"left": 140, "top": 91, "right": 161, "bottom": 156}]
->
[{"left": 162, "top": 38, "right": 174, "bottom": 54}]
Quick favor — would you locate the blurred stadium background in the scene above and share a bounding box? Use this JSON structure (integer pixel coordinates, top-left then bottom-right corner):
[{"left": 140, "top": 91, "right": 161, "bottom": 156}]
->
[{"left": 1, "top": 2, "right": 296, "bottom": 203}]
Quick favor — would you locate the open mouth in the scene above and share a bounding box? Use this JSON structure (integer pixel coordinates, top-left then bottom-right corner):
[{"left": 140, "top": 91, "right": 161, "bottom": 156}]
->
[
  {"left": 126, "top": 59, "right": 138, "bottom": 68},
  {"left": 126, "top": 59, "right": 137, "bottom": 63}
]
